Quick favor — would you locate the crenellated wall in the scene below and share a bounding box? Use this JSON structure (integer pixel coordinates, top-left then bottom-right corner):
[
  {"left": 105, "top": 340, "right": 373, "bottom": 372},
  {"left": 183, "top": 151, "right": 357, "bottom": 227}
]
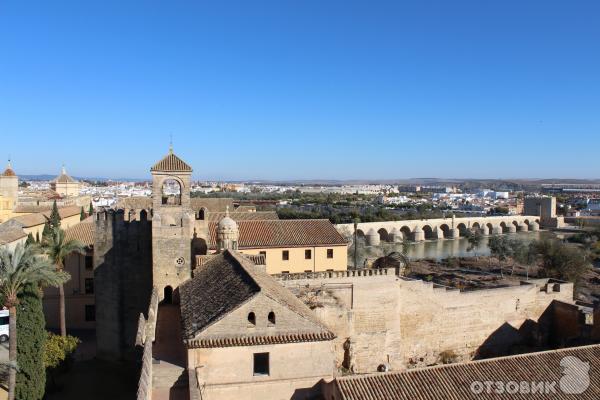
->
[{"left": 94, "top": 209, "right": 153, "bottom": 360}]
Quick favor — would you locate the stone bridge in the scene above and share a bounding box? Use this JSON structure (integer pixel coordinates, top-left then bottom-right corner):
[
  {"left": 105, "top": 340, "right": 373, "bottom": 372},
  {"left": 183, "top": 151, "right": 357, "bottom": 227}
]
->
[{"left": 336, "top": 215, "right": 541, "bottom": 245}]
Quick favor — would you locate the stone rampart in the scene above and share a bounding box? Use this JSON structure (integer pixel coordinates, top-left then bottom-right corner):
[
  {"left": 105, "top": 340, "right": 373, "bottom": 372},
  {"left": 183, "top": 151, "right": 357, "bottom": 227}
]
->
[{"left": 277, "top": 271, "right": 574, "bottom": 373}]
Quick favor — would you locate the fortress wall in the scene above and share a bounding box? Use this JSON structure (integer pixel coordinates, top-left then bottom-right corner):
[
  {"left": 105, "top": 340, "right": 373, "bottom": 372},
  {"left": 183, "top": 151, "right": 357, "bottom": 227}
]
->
[
  {"left": 397, "top": 278, "right": 573, "bottom": 367},
  {"left": 279, "top": 271, "right": 403, "bottom": 373},
  {"left": 279, "top": 272, "right": 574, "bottom": 373}
]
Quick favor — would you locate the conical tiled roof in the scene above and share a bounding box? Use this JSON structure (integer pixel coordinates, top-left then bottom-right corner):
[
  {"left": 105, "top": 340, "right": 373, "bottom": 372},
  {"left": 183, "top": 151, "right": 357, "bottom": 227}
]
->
[{"left": 150, "top": 148, "right": 193, "bottom": 172}]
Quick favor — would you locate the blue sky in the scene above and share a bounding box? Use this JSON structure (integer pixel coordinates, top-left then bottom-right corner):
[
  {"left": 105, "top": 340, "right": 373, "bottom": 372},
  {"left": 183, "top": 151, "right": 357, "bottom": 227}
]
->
[{"left": 1, "top": 1, "right": 599, "bottom": 180}]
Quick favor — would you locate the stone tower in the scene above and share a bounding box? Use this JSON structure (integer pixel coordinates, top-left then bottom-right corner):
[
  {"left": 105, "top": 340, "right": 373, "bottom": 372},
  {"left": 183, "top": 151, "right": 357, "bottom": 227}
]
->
[
  {"left": 0, "top": 160, "right": 19, "bottom": 222},
  {"left": 150, "top": 146, "right": 194, "bottom": 301},
  {"left": 216, "top": 206, "right": 239, "bottom": 252},
  {"left": 0, "top": 160, "right": 18, "bottom": 199}
]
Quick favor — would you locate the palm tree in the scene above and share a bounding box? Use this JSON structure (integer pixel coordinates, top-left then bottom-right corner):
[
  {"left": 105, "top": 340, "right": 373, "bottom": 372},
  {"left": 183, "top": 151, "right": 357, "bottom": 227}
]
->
[
  {"left": 0, "top": 243, "right": 69, "bottom": 400},
  {"left": 43, "top": 227, "right": 85, "bottom": 336}
]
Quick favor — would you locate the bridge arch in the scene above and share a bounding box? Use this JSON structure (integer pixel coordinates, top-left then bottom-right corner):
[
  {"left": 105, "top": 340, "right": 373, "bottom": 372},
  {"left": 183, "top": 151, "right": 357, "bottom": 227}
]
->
[
  {"left": 472, "top": 222, "right": 481, "bottom": 232},
  {"left": 457, "top": 223, "right": 468, "bottom": 237},
  {"left": 485, "top": 223, "right": 494, "bottom": 235},
  {"left": 378, "top": 228, "right": 390, "bottom": 242},
  {"left": 422, "top": 225, "right": 435, "bottom": 240},
  {"left": 356, "top": 229, "right": 365, "bottom": 238},
  {"left": 400, "top": 226, "right": 412, "bottom": 241},
  {"left": 500, "top": 221, "right": 509, "bottom": 233},
  {"left": 439, "top": 224, "right": 450, "bottom": 239}
]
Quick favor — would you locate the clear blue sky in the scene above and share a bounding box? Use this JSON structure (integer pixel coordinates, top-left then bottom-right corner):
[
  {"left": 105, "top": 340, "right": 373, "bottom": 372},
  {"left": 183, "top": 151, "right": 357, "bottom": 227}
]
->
[{"left": 1, "top": 1, "right": 599, "bottom": 181}]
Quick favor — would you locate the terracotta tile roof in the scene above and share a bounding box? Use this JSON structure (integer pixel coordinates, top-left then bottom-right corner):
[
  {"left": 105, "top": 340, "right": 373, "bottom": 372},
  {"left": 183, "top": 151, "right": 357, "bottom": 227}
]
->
[
  {"left": 186, "top": 331, "right": 335, "bottom": 349},
  {"left": 208, "top": 219, "right": 348, "bottom": 249},
  {"left": 333, "top": 344, "right": 600, "bottom": 400},
  {"left": 0, "top": 229, "right": 27, "bottom": 245},
  {"left": 7, "top": 205, "right": 81, "bottom": 228},
  {"left": 64, "top": 217, "right": 94, "bottom": 247},
  {"left": 13, "top": 204, "right": 53, "bottom": 214},
  {"left": 179, "top": 250, "right": 333, "bottom": 345},
  {"left": 207, "top": 211, "right": 279, "bottom": 222},
  {"left": 150, "top": 150, "right": 192, "bottom": 172}
]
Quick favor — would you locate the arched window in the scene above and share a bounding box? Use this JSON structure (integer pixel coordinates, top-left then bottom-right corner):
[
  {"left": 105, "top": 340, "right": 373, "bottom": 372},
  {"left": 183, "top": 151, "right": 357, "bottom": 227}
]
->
[
  {"left": 161, "top": 179, "right": 182, "bottom": 206},
  {"left": 247, "top": 312, "right": 256, "bottom": 327},
  {"left": 163, "top": 286, "right": 173, "bottom": 304},
  {"left": 268, "top": 311, "right": 276, "bottom": 326},
  {"left": 197, "top": 208, "right": 206, "bottom": 220},
  {"left": 140, "top": 209, "right": 148, "bottom": 222}
]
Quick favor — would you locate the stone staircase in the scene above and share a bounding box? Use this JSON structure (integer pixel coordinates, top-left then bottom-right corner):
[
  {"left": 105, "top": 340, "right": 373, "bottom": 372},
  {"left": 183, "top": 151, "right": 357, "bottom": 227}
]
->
[{"left": 152, "top": 304, "right": 189, "bottom": 400}]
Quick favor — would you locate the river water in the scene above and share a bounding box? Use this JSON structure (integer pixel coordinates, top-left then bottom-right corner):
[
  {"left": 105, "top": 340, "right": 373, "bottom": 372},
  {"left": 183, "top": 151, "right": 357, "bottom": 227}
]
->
[{"left": 353, "top": 231, "right": 560, "bottom": 264}]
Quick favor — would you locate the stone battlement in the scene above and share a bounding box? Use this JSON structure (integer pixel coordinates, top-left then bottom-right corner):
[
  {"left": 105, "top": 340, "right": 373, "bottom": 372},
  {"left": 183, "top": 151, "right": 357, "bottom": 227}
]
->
[{"left": 273, "top": 267, "right": 399, "bottom": 281}]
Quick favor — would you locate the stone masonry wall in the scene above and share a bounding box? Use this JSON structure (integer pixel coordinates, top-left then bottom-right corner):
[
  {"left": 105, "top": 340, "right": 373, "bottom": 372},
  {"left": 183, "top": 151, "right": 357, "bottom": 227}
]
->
[
  {"left": 278, "top": 272, "right": 574, "bottom": 373},
  {"left": 94, "top": 210, "right": 153, "bottom": 360}
]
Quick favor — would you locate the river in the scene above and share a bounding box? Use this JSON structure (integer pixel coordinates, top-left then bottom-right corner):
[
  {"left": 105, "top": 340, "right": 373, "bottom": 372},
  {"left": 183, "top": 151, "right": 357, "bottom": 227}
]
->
[{"left": 352, "top": 231, "right": 561, "bottom": 265}]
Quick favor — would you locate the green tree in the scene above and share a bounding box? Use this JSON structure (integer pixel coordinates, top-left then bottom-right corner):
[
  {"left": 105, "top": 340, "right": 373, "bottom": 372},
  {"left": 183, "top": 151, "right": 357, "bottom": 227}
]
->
[
  {"left": 513, "top": 241, "right": 538, "bottom": 280},
  {"left": 44, "top": 332, "right": 80, "bottom": 390},
  {"left": 0, "top": 243, "right": 69, "bottom": 400},
  {"left": 16, "top": 284, "right": 46, "bottom": 400},
  {"left": 80, "top": 206, "right": 86, "bottom": 221},
  {"left": 41, "top": 222, "right": 52, "bottom": 243},
  {"left": 48, "top": 200, "right": 61, "bottom": 229},
  {"left": 88, "top": 202, "right": 94, "bottom": 216},
  {"left": 25, "top": 233, "right": 35, "bottom": 247},
  {"left": 43, "top": 227, "right": 85, "bottom": 336},
  {"left": 532, "top": 239, "right": 590, "bottom": 284},
  {"left": 465, "top": 229, "right": 483, "bottom": 259},
  {"left": 488, "top": 235, "right": 511, "bottom": 277}
]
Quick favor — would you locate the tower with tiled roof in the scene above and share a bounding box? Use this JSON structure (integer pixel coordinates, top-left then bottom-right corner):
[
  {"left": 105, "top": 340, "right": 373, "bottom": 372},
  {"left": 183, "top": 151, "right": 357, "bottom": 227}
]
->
[
  {"left": 50, "top": 165, "right": 81, "bottom": 197},
  {"left": 150, "top": 146, "right": 194, "bottom": 301},
  {"left": 0, "top": 160, "right": 19, "bottom": 222}
]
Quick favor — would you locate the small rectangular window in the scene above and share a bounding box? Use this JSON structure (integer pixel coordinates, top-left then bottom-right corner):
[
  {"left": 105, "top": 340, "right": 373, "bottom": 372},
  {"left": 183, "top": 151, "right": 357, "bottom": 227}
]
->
[
  {"left": 305, "top": 249, "right": 311, "bottom": 259},
  {"left": 85, "top": 255, "right": 93, "bottom": 270},
  {"left": 327, "top": 249, "right": 334, "bottom": 259},
  {"left": 253, "top": 353, "right": 269, "bottom": 376},
  {"left": 281, "top": 271, "right": 289, "bottom": 274},
  {"left": 85, "top": 305, "right": 96, "bottom": 322},
  {"left": 85, "top": 278, "right": 94, "bottom": 294},
  {"left": 0, "top": 316, "right": 8, "bottom": 326},
  {"left": 282, "top": 250, "right": 289, "bottom": 261}
]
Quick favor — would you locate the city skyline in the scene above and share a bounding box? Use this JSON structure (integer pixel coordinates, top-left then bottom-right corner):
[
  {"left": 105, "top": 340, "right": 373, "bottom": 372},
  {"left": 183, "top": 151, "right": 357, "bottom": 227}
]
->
[{"left": 2, "top": 1, "right": 599, "bottom": 180}]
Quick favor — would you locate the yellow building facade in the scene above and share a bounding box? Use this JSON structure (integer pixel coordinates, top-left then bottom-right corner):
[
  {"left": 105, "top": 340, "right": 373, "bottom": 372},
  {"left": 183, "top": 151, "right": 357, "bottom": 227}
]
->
[
  {"left": 209, "top": 218, "right": 348, "bottom": 274},
  {"left": 50, "top": 166, "right": 81, "bottom": 197}
]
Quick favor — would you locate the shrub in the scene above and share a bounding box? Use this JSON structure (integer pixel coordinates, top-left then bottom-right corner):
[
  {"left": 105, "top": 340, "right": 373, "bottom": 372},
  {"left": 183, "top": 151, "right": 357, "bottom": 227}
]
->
[
  {"left": 439, "top": 350, "right": 458, "bottom": 364},
  {"left": 43, "top": 333, "right": 80, "bottom": 370}
]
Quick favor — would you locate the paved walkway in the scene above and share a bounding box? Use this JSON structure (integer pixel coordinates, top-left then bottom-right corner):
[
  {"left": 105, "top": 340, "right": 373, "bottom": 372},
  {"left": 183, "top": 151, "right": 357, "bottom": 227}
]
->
[{"left": 152, "top": 304, "right": 189, "bottom": 400}]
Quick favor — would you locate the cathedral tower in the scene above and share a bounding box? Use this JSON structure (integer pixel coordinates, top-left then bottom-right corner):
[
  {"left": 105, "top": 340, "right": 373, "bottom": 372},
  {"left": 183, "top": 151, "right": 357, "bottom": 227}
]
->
[{"left": 150, "top": 146, "right": 194, "bottom": 301}]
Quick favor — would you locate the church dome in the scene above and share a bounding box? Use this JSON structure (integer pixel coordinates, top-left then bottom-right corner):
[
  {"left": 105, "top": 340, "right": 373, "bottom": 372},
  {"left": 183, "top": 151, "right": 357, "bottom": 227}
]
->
[
  {"left": 218, "top": 208, "right": 238, "bottom": 231},
  {"left": 2, "top": 161, "right": 16, "bottom": 177}
]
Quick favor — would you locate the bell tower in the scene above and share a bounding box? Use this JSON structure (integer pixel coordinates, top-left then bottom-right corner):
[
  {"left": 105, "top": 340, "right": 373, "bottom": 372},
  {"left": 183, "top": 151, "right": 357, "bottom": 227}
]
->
[{"left": 150, "top": 146, "right": 194, "bottom": 300}]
